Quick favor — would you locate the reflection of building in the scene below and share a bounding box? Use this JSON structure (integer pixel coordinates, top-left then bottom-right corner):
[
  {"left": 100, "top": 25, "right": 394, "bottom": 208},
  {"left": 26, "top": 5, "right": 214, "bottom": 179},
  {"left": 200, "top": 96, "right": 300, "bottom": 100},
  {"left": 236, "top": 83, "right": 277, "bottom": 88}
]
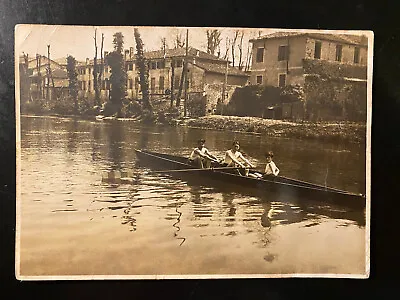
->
[
  {"left": 75, "top": 47, "right": 249, "bottom": 115},
  {"left": 19, "top": 54, "right": 69, "bottom": 105},
  {"left": 249, "top": 32, "right": 368, "bottom": 121}
]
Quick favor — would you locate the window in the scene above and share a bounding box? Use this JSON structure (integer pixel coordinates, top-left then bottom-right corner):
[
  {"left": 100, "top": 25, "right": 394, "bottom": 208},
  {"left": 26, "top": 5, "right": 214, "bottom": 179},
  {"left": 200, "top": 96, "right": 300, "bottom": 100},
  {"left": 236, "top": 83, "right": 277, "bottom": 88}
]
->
[
  {"left": 82, "top": 81, "right": 86, "bottom": 90},
  {"left": 176, "top": 59, "right": 183, "bottom": 68},
  {"left": 105, "top": 66, "right": 109, "bottom": 73},
  {"left": 102, "top": 80, "right": 106, "bottom": 90},
  {"left": 354, "top": 47, "right": 360, "bottom": 64},
  {"left": 256, "top": 75, "right": 263, "bottom": 84},
  {"left": 105, "top": 79, "right": 110, "bottom": 90},
  {"left": 126, "top": 63, "right": 133, "bottom": 71},
  {"left": 335, "top": 44, "right": 342, "bottom": 62},
  {"left": 151, "top": 62, "right": 157, "bottom": 70},
  {"left": 156, "top": 61, "right": 165, "bottom": 69},
  {"left": 88, "top": 80, "right": 91, "bottom": 91},
  {"left": 159, "top": 76, "right": 165, "bottom": 91},
  {"left": 256, "top": 48, "right": 264, "bottom": 63},
  {"left": 128, "top": 79, "right": 133, "bottom": 89},
  {"left": 278, "top": 74, "right": 286, "bottom": 87},
  {"left": 278, "top": 45, "right": 289, "bottom": 61},
  {"left": 135, "top": 77, "right": 140, "bottom": 90},
  {"left": 314, "top": 41, "right": 322, "bottom": 59},
  {"left": 174, "top": 76, "right": 180, "bottom": 89},
  {"left": 151, "top": 77, "right": 155, "bottom": 91}
]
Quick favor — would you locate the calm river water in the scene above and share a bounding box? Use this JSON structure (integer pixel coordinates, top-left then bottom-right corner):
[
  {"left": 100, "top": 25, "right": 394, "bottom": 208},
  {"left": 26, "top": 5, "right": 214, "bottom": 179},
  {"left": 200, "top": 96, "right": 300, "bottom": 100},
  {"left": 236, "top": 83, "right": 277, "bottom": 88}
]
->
[{"left": 18, "top": 115, "right": 367, "bottom": 277}]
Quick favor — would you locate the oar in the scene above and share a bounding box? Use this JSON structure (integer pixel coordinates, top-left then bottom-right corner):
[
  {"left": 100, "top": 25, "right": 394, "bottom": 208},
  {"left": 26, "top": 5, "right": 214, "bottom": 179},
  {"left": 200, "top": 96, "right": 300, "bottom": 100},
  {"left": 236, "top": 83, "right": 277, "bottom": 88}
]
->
[{"left": 149, "top": 166, "right": 256, "bottom": 173}]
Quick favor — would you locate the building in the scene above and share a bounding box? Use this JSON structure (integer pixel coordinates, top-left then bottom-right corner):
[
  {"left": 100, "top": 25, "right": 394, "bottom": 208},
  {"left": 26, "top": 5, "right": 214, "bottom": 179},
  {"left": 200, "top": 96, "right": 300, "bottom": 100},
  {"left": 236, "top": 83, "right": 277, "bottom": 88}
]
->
[
  {"left": 75, "top": 47, "right": 249, "bottom": 115},
  {"left": 19, "top": 54, "right": 69, "bottom": 105},
  {"left": 249, "top": 32, "right": 368, "bottom": 121}
]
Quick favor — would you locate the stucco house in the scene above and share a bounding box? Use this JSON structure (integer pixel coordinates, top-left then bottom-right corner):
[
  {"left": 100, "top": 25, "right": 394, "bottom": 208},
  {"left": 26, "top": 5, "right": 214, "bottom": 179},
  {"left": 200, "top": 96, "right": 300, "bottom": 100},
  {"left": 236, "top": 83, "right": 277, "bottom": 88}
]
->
[{"left": 249, "top": 32, "right": 368, "bottom": 121}]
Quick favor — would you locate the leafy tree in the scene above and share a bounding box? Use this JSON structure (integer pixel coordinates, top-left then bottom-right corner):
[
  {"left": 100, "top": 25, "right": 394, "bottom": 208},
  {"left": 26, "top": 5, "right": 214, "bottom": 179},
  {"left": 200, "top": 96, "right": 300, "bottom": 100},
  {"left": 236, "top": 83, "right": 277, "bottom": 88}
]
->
[
  {"left": 134, "top": 28, "right": 152, "bottom": 112},
  {"left": 106, "top": 32, "right": 127, "bottom": 116},
  {"left": 66, "top": 55, "right": 78, "bottom": 113}
]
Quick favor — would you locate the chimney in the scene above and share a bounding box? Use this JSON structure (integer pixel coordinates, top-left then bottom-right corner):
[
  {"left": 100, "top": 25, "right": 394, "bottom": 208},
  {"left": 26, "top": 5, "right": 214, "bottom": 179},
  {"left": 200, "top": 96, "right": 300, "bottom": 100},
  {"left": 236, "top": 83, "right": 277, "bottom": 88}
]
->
[
  {"left": 196, "top": 50, "right": 199, "bottom": 57},
  {"left": 130, "top": 47, "right": 134, "bottom": 59},
  {"left": 125, "top": 50, "right": 129, "bottom": 61},
  {"left": 193, "top": 57, "right": 196, "bottom": 65},
  {"left": 104, "top": 51, "right": 109, "bottom": 57},
  {"left": 86, "top": 58, "right": 89, "bottom": 65}
]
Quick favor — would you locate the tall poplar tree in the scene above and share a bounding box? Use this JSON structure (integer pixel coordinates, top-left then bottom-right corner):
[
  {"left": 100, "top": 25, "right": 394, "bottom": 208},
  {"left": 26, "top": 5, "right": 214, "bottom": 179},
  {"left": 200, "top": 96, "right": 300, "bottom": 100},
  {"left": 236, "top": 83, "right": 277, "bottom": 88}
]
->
[{"left": 134, "top": 28, "right": 152, "bottom": 112}]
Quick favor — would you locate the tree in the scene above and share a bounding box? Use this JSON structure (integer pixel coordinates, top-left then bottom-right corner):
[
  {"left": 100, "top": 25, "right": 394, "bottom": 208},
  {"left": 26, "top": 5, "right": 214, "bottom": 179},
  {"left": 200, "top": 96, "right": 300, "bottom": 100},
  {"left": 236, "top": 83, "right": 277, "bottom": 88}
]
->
[
  {"left": 113, "top": 32, "right": 124, "bottom": 53},
  {"left": 237, "top": 31, "right": 245, "bottom": 70},
  {"left": 66, "top": 55, "right": 78, "bottom": 113},
  {"left": 231, "top": 30, "right": 239, "bottom": 67},
  {"left": 93, "top": 29, "right": 100, "bottom": 106},
  {"left": 206, "top": 30, "right": 222, "bottom": 56},
  {"left": 97, "top": 33, "right": 105, "bottom": 104},
  {"left": 160, "top": 37, "right": 168, "bottom": 52},
  {"left": 134, "top": 28, "right": 152, "bottom": 112},
  {"left": 107, "top": 32, "right": 127, "bottom": 116},
  {"left": 174, "top": 32, "right": 185, "bottom": 48},
  {"left": 223, "top": 36, "right": 230, "bottom": 60}
]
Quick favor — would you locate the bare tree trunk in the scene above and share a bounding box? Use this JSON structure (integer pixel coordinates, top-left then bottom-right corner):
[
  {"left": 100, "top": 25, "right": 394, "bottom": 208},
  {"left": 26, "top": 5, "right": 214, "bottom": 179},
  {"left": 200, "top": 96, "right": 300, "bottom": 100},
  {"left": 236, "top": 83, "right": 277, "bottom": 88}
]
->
[
  {"left": 170, "top": 61, "right": 175, "bottom": 108},
  {"left": 176, "top": 30, "right": 189, "bottom": 108},
  {"left": 237, "top": 31, "right": 244, "bottom": 70},
  {"left": 98, "top": 33, "right": 104, "bottom": 105},
  {"left": 93, "top": 29, "right": 100, "bottom": 106},
  {"left": 223, "top": 37, "right": 230, "bottom": 61},
  {"left": 231, "top": 31, "right": 239, "bottom": 67}
]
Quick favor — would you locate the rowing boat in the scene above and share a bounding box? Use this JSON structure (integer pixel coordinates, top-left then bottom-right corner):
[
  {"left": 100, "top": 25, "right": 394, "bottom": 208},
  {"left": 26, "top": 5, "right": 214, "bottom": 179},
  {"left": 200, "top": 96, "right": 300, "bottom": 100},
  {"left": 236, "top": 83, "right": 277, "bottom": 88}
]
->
[{"left": 134, "top": 149, "right": 366, "bottom": 209}]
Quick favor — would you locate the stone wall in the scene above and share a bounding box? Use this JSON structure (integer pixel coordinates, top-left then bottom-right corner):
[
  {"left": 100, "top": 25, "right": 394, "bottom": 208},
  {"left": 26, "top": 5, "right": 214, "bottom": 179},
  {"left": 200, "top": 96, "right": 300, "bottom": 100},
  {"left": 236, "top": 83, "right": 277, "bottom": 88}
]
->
[{"left": 204, "top": 84, "right": 237, "bottom": 115}]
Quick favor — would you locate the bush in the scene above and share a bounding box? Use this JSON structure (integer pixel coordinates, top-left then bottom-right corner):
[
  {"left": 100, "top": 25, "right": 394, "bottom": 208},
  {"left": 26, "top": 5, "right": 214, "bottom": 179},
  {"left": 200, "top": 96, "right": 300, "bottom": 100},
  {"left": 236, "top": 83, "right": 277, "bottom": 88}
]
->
[{"left": 52, "top": 96, "right": 75, "bottom": 115}]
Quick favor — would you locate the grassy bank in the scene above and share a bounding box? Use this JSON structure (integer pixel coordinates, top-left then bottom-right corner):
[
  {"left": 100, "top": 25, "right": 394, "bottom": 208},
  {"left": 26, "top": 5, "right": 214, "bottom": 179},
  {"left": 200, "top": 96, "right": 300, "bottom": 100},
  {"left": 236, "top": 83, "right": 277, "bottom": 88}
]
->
[{"left": 183, "top": 116, "right": 366, "bottom": 144}]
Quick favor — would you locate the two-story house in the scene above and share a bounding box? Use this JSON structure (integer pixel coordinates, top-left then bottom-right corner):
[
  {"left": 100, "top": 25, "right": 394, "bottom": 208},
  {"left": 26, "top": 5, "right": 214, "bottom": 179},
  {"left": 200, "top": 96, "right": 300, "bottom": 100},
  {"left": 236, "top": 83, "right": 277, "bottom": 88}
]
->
[{"left": 249, "top": 32, "right": 368, "bottom": 120}]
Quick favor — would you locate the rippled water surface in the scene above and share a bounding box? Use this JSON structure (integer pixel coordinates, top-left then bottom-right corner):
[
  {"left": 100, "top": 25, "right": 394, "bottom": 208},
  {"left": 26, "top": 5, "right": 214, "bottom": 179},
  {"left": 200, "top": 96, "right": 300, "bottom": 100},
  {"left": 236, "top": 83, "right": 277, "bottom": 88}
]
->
[{"left": 18, "top": 116, "right": 367, "bottom": 276}]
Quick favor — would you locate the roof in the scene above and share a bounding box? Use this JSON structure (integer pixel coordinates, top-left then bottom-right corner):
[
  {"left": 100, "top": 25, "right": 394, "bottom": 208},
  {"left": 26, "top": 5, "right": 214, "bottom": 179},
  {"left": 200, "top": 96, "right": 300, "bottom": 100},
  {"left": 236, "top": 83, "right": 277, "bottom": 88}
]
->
[
  {"left": 143, "top": 47, "right": 227, "bottom": 62},
  {"left": 250, "top": 32, "right": 368, "bottom": 46},
  {"left": 192, "top": 61, "right": 249, "bottom": 77},
  {"left": 29, "top": 68, "right": 68, "bottom": 79}
]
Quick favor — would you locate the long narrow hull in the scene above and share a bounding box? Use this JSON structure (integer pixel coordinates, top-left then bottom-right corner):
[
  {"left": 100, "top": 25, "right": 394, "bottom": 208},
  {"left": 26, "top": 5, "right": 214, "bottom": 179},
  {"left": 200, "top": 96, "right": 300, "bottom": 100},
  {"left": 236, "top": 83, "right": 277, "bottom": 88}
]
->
[{"left": 134, "top": 149, "right": 366, "bottom": 209}]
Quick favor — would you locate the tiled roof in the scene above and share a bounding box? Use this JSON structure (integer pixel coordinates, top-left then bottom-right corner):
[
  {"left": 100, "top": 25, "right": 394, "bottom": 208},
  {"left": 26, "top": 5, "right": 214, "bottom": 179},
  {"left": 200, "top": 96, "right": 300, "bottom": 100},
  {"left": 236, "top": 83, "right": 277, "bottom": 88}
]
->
[
  {"left": 192, "top": 61, "right": 249, "bottom": 77},
  {"left": 143, "top": 47, "right": 227, "bottom": 62},
  {"left": 250, "top": 32, "right": 368, "bottom": 46}
]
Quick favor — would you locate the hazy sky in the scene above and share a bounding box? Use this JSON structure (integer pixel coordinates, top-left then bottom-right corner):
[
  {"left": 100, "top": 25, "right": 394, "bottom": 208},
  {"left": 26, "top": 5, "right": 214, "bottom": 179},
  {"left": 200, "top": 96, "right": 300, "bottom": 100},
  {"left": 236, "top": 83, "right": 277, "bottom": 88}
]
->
[
  {"left": 15, "top": 24, "right": 273, "bottom": 63},
  {"left": 15, "top": 25, "right": 370, "bottom": 65}
]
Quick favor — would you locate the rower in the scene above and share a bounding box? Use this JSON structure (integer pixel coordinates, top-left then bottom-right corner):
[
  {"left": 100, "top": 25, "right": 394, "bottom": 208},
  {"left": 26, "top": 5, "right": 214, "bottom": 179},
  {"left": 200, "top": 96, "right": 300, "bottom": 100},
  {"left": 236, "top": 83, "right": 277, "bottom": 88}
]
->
[
  {"left": 222, "top": 141, "right": 255, "bottom": 176},
  {"left": 188, "top": 139, "right": 220, "bottom": 169},
  {"left": 262, "top": 151, "right": 280, "bottom": 179}
]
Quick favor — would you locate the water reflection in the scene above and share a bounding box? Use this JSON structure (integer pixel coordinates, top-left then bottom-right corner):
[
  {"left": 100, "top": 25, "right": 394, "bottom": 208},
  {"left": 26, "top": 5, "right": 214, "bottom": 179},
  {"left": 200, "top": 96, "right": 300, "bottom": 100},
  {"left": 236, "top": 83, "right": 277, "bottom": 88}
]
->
[
  {"left": 107, "top": 122, "right": 125, "bottom": 169},
  {"left": 66, "top": 119, "right": 79, "bottom": 153},
  {"left": 260, "top": 202, "right": 272, "bottom": 229},
  {"left": 172, "top": 202, "right": 186, "bottom": 246},
  {"left": 20, "top": 116, "right": 366, "bottom": 275}
]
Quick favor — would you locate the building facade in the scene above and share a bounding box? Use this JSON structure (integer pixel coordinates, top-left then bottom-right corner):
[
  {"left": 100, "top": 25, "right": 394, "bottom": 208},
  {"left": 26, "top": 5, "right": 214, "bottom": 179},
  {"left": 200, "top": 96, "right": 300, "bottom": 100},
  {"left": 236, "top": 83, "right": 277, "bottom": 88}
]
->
[
  {"left": 75, "top": 47, "right": 249, "bottom": 114},
  {"left": 249, "top": 32, "right": 368, "bottom": 121}
]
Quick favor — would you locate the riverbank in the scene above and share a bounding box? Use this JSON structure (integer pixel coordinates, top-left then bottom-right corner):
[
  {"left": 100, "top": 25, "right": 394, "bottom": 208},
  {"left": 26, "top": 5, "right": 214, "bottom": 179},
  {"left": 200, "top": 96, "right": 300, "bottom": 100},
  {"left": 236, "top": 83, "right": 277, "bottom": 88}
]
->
[
  {"left": 20, "top": 113, "right": 366, "bottom": 144},
  {"left": 181, "top": 115, "right": 366, "bottom": 144}
]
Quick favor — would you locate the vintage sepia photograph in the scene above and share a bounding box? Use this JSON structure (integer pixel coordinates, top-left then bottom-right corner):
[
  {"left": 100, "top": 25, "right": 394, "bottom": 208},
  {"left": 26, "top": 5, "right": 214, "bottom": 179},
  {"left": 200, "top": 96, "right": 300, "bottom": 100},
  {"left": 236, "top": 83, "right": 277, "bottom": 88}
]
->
[{"left": 15, "top": 25, "right": 372, "bottom": 279}]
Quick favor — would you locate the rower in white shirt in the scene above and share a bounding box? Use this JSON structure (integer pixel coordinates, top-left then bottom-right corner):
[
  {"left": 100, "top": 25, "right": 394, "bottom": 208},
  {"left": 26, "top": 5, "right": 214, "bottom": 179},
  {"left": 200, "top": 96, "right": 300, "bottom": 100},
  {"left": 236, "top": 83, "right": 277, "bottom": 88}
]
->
[{"left": 263, "top": 151, "right": 280, "bottom": 177}]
